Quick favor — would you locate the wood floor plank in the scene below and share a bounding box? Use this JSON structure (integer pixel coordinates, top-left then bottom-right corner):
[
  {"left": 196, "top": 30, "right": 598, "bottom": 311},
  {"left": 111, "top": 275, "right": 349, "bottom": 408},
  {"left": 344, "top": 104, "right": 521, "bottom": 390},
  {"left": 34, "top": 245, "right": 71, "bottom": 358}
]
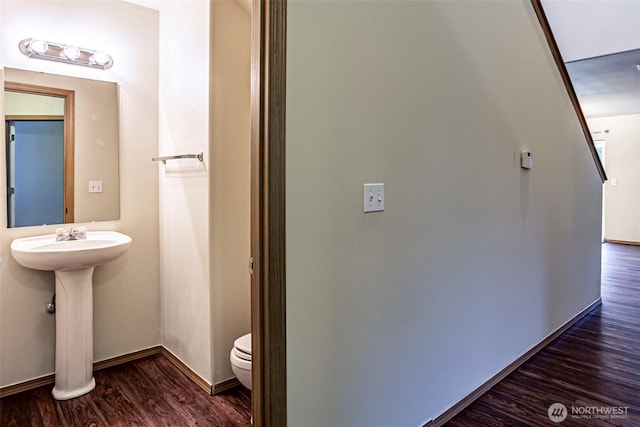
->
[
  {"left": 0, "top": 353, "right": 251, "bottom": 426},
  {"left": 447, "top": 243, "right": 640, "bottom": 426}
]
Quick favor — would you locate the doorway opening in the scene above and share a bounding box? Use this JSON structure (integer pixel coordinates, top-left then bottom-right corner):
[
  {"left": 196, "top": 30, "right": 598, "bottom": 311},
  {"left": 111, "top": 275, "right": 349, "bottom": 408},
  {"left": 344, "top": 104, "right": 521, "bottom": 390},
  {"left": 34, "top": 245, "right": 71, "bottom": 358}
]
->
[{"left": 3, "top": 82, "right": 75, "bottom": 226}]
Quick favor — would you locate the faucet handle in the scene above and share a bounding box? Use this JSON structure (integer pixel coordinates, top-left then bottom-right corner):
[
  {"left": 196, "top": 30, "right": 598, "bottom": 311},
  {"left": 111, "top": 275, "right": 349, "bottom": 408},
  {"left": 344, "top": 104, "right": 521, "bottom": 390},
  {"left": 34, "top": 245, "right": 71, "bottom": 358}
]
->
[
  {"left": 55, "top": 228, "right": 68, "bottom": 241},
  {"left": 70, "top": 226, "right": 87, "bottom": 239}
]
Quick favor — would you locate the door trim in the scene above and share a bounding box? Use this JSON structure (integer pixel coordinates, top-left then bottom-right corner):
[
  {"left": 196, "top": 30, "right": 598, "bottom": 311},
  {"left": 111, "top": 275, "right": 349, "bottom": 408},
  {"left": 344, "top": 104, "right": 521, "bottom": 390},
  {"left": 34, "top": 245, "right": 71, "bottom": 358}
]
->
[{"left": 251, "top": 0, "right": 287, "bottom": 425}]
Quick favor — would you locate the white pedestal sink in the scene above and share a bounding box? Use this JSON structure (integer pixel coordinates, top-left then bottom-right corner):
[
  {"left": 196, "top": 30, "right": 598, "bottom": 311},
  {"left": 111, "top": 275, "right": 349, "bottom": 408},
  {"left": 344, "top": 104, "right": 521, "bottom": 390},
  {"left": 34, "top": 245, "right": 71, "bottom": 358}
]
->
[{"left": 11, "top": 231, "right": 132, "bottom": 400}]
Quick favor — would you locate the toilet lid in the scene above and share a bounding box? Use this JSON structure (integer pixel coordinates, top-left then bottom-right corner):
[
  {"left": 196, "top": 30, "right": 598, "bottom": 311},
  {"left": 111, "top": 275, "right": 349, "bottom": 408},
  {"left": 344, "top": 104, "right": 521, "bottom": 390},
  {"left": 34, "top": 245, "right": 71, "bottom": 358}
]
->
[{"left": 234, "top": 333, "right": 252, "bottom": 355}]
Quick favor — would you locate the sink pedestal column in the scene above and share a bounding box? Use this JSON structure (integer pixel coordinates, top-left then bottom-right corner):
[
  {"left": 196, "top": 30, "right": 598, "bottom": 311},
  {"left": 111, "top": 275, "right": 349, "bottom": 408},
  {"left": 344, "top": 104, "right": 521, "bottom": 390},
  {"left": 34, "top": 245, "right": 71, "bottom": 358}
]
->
[{"left": 52, "top": 267, "right": 96, "bottom": 400}]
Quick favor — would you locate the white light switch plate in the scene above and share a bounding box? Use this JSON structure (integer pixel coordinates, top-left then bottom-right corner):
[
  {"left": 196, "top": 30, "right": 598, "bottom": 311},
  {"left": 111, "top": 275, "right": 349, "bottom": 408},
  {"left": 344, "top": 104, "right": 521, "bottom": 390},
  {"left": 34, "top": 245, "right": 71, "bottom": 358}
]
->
[
  {"left": 89, "top": 181, "right": 103, "bottom": 193},
  {"left": 364, "top": 183, "right": 384, "bottom": 213}
]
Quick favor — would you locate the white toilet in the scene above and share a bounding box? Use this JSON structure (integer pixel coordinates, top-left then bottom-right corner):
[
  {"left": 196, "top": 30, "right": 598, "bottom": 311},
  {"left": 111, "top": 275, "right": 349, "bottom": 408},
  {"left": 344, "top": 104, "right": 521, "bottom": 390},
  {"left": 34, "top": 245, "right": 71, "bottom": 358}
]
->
[{"left": 230, "top": 333, "right": 252, "bottom": 390}]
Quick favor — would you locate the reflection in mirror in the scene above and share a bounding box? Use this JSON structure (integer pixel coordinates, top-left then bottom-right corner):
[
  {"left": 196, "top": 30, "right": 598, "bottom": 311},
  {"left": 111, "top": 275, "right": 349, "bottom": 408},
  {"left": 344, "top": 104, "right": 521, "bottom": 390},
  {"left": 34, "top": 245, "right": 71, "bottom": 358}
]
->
[
  {"left": 3, "top": 68, "right": 120, "bottom": 228},
  {"left": 5, "top": 84, "right": 74, "bottom": 227}
]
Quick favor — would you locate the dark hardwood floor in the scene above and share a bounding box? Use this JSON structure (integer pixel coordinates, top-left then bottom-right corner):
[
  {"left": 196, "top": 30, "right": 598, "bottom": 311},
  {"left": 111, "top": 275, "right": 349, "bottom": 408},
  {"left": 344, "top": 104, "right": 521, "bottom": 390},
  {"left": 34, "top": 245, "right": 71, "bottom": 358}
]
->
[
  {"left": 3, "top": 243, "right": 639, "bottom": 426},
  {"left": 0, "top": 353, "right": 251, "bottom": 426},
  {"left": 447, "top": 243, "right": 640, "bottom": 426}
]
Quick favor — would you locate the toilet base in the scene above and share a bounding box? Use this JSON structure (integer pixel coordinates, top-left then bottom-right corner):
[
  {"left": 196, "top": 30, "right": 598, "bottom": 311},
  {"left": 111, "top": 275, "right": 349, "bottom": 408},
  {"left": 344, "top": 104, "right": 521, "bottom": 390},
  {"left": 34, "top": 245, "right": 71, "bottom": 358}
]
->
[{"left": 230, "top": 353, "right": 252, "bottom": 390}]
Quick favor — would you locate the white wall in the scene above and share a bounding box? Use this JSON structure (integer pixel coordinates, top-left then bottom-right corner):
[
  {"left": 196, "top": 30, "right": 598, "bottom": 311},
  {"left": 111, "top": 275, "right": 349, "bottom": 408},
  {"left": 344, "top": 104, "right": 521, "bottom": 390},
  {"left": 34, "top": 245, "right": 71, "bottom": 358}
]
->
[
  {"left": 210, "top": 0, "right": 252, "bottom": 385},
  {"left": 157, "top": 0, "right": 212, "bottom": 384},
  {"left": 286, "top": 1, "right": 603, "bottom": 425},
  {"left": 0, "top": 1, "right": 160, "bottom": 387},
  {"left": 589, "top": 114, "right": 640, "bottom": 243},
  {"left": 4, "top": 91, "right": 64, "bottom": 114}
]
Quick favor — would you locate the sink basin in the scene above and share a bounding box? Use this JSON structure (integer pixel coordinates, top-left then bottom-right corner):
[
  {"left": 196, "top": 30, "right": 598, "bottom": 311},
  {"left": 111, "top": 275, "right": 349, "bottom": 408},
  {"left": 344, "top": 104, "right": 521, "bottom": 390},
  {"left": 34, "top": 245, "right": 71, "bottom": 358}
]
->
[
  {"left": 11, "top": 230, "right": 132, "bottom": 400},
  {"left": 11, "top": 231, "right": 131, "bottom": 272}
]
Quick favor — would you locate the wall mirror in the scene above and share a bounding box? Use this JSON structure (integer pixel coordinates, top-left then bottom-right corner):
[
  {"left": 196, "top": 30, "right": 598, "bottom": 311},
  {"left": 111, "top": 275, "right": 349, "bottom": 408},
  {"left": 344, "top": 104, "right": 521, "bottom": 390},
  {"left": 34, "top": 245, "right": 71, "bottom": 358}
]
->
[{"left": 3, "top": 68, "right": 120, "bottom": 228}]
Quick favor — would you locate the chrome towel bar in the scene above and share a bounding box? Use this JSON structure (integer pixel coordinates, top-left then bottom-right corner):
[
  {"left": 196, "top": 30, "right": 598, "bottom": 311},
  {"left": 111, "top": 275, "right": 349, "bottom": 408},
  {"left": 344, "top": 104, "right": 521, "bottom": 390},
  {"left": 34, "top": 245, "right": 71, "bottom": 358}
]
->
[{"left": 152, "top": 152, "right": 204, "bottom": 164}]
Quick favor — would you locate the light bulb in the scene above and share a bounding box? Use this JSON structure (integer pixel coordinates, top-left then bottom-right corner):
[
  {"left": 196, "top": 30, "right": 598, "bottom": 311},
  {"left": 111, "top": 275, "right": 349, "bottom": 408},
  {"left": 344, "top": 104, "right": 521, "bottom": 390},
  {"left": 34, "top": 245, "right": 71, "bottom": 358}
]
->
[
  {"left": 29, "top": 39, "right": 48, "bottom": 55},
  {"left": 62, "top": 45, "right": 81, "bottom": 60},
  {"left": 91, "top": 51, "right": 111, "bottom": 66}
]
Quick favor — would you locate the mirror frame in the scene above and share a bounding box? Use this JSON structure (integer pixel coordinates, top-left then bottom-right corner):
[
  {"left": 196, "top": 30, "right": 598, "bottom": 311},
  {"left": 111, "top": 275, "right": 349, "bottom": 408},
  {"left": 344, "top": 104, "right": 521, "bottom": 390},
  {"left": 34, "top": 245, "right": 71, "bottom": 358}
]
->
[{"left": 4, "top": 81, "right": 75, "bottom": 224}]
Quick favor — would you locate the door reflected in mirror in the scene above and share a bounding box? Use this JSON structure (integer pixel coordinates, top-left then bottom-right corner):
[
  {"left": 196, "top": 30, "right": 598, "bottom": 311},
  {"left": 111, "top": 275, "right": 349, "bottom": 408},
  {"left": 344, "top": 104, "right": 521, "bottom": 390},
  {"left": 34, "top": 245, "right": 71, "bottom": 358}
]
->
[
  {"left": 3, "top": 68, "right": 120, "bottom": 228},
  {"left": 5, "top": 84, "right": 73, "bottom": 227}
]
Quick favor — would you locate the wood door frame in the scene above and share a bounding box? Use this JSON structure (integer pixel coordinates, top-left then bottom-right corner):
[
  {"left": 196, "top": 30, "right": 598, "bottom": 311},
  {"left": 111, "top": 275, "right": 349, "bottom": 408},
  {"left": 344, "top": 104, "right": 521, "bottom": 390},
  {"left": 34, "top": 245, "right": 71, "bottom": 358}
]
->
[
  {"left": 4, "top": 81, "right": 75, "bottom": 224},
  {"left": 251, "top": 0, "right": 287, "bottom": 425}
]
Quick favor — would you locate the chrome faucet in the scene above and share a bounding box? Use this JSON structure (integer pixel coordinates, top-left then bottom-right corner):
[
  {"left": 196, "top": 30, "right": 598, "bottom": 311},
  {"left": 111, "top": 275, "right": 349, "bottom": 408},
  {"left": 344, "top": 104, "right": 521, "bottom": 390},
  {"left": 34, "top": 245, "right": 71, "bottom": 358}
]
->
[{"left": 56, "top": 227, "right": 87, "bottom": 241}]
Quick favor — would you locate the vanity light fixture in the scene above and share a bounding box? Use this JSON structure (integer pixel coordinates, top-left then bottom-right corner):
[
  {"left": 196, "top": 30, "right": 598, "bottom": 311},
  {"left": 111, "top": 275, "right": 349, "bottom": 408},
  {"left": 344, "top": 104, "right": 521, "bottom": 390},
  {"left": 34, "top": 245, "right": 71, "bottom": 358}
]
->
[{"left": 19, "top": 38, "right": 113, "bottom": 70}]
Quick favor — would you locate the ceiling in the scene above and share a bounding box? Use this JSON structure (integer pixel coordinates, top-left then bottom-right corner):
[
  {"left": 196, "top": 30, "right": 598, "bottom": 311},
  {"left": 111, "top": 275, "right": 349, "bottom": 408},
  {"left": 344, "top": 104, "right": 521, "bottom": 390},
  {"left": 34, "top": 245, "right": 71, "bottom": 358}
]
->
[
  {"left": 565, "top": 49, "right": 640, "bottom": 119},
  {"left": 542, "top": 0, "right": 640, "bottom": 118}
]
